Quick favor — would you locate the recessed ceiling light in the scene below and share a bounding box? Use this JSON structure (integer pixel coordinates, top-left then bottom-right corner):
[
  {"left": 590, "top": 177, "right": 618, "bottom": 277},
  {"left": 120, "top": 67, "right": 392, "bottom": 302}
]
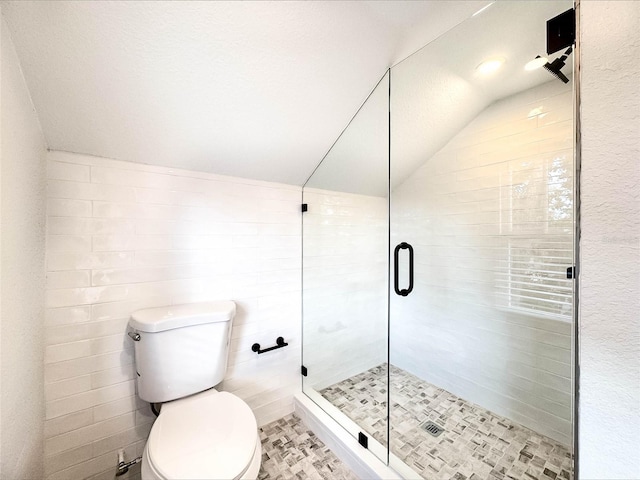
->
[
  {"left": 472, "top": 2, "right": 495, "bottom": 17},
  {"left": 476, "top": 57, "right": 505, "bottom": 75},
  {"left": 525, "top": 56, "right": 549, "bottom": 71}
]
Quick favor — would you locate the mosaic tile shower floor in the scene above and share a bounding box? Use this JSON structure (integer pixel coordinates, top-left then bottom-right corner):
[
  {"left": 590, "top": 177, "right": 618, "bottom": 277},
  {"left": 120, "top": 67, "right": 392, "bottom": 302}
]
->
[
  {"left": 259, "top": 414, "right": 358, "bottom": 480},
  {"left": 320, "top": 364, "right": 573, "bottom": 480}
]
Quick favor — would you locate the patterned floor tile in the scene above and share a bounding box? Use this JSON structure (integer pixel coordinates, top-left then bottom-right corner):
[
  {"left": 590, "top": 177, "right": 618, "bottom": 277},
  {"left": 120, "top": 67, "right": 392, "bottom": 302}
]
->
[
  {"left": 320, "top": 364, "right": 573, "bottom": 480},
  {"left": 259, "top": 413, "right": 358, "bottom": 480}
]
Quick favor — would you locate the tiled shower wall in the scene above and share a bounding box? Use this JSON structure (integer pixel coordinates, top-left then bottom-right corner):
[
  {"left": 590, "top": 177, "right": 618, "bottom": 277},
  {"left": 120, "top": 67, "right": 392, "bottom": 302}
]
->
[
  {"left": 44, "top": 151, "right": 301, "bottom": 480},
  {"left": 390, "top": 79, "right": 574, "bottom": 446},
  {"left": 302, "top": 188, "right": 387, "bottom": 389}
]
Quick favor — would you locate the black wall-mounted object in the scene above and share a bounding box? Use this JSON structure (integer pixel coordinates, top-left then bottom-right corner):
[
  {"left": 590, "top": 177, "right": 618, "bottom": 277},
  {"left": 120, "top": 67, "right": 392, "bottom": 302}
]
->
[
  {"left": 301, "top": 365, "right": 308, "bottom": 377},
  {"left": 301, "top": 203, "right": 308, "bottom": 212},
  {"left": 251, "top": 337, "right": 288, "bottom": 354},
  {"left": 358, "top": 432, "right": 368, "bottom": 449},
  {"left": 566, "top": 266, "right": 576, "bottom": 279},
  {"left": 394, "top": 242, "right": 414, "bottom": 296},
  {"left": 547, "top": 8, "right": 575, "bottom": 55}
]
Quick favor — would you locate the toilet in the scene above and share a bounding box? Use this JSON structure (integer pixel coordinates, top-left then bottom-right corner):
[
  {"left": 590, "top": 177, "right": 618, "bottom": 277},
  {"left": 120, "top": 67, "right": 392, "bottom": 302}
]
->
[{"left": 129, "top": 301, "right": 262, "bottom": 480}]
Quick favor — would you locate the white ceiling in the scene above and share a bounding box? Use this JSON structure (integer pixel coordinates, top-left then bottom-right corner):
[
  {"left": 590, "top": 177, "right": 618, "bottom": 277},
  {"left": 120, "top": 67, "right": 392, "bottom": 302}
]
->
[{"left": 0, "top": 0, "right": 486, "bottom": 186}]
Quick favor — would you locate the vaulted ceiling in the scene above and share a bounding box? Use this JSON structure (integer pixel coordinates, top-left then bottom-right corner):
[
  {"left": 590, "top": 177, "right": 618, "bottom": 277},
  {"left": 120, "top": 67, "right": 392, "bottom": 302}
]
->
[{"left": 1, "top": 1, "right": 486, "bottom": 185}]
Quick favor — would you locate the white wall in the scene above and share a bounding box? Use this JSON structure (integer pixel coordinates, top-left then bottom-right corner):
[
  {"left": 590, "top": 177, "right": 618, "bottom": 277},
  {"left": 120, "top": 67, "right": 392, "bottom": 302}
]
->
[
  {"left": 579, "top": 2, "right": 640, "bottom": 478},
  {"left": 302, "top": 188, "right": 388, "bottom": 389},
  {"left": 44, "top": 151, "right": 301, "bottom": 480},
  {"left": 0, "top": 16, "right": 48, "bottom": 480},
  {"left": 391, "top": 79, "right": 574, "bottom": 446}
]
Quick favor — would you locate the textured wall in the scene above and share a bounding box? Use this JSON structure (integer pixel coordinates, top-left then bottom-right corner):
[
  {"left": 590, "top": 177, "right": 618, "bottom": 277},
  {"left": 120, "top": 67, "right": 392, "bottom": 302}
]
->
[
  {"left": 391, "top": 79, "right": 575, "bottom": 446},
  {"left": 44, "top": 151, "right": 301, "bottom": 480},
  {"left": 0, "top": 16, "right": 48, "bottom": 480},
  {"left": 579, "top": 2, "right": 640, "bottom": 478}
]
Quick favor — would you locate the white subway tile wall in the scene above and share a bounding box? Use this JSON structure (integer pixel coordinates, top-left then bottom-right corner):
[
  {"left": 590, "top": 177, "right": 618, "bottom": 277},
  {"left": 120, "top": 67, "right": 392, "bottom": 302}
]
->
[
  {"left": 390, "top": 80, "right": 574, "bottom": 446},
  {"left": 302, "top": 189, "right": 388, "bottom": 389},
  {"left": 45, "top": 151, "right": 302, "bottom": 480}
]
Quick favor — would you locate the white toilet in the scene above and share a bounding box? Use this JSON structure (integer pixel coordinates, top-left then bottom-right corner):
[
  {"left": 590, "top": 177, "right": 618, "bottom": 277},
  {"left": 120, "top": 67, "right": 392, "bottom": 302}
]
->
[{"left": 129, "top": 301, "right": 262, "bottom": 480}]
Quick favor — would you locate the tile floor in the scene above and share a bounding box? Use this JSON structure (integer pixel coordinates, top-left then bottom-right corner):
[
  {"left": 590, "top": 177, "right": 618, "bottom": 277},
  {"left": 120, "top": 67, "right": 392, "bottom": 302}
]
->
[
  {"left": 259, "top": 414, "right": 358, "bottom": 480},
  {"left": 120, "top": 366, "right": 573, "bottom": 480},
  {"left": 320, "top": 364, "right": 574, "bottom": 480}
]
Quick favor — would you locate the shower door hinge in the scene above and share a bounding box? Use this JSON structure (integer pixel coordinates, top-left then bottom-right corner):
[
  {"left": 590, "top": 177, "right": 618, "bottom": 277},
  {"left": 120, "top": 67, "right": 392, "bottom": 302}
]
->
[
  {"left": 301, "top": 365, "right": 308, "bottom": 377},
  {"left": 301, "top": 203, "right": 308, "bottom": 213},
  {"left": 566, "top": 266, "right": 576, "bottom": 279},
  {"left": 358, "top": 432, "right": 368, "bottom": 449}
]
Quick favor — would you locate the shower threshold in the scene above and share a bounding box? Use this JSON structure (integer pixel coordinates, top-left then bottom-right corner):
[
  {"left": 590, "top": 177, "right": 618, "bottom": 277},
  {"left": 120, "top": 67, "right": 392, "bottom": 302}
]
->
[{"left": 318, "top": 364, "right": 573, "bottom": 480}]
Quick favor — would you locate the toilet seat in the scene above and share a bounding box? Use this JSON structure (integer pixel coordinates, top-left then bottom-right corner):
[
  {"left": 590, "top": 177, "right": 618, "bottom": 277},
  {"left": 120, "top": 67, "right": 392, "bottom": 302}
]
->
[{"left": 144, "top": 390, "right": 261, "bottom": 480}]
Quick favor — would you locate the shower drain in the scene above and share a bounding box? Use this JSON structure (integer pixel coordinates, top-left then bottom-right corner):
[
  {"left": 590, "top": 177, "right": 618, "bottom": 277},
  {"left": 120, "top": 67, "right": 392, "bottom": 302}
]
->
[{"left": 420, "top": 421, "right": 444, "bottom": 437}]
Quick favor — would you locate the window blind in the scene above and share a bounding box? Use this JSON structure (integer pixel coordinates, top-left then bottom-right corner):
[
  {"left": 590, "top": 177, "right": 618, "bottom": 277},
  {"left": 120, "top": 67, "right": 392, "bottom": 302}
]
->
[{"left": 496, "top": 235, "right": 573, "bottom": 318}]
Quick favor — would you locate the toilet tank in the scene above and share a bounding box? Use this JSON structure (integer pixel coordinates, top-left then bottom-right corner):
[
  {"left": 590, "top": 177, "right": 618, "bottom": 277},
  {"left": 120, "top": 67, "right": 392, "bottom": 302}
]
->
[{"left": 129, "top": 301, "right": 236, "bottom": 403}]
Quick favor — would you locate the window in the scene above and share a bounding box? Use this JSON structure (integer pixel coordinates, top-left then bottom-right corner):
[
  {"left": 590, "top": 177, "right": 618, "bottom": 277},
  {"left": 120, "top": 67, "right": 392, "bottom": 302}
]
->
[
  {"left": 497, "top": 154, "right": 573, "bottom": 320},
  {"left": 501, "top": 235, "right": 573, "bottom": 318}
]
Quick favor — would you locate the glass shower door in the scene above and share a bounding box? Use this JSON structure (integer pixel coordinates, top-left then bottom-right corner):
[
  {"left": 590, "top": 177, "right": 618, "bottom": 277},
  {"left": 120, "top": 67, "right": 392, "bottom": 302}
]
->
[
  {"left": 389, "top": 1, "right": 576, "bottom": 478},
  {"left": 301, "top": 72, "right": 390, "bottom": 462}
]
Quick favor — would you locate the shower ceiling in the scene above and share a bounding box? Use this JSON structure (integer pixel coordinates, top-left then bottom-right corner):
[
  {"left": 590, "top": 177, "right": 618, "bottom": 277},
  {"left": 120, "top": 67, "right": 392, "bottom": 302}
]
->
[
  {"left": 1, "top": 1, "right": 568, "bottom": 187},
  {"left": 391, "top": 0, "right": 574, "bottom": 191}
]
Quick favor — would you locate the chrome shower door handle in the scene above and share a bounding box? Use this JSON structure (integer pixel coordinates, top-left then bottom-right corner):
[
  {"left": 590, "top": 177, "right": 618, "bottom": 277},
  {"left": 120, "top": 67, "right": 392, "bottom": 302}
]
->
[{"left": 394, "top": 242, "right": 414, "bottom": 297}]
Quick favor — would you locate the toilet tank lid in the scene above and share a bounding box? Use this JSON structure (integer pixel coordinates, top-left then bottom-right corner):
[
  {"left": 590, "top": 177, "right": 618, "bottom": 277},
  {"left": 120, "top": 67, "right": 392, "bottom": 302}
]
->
[{"left": 129, "top": 301, "right": 236, "bottom": 332}]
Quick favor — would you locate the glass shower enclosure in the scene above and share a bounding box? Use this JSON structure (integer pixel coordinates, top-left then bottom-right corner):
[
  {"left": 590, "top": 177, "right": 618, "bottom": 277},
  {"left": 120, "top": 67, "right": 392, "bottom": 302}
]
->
[{"left": 302, "top": 2, "right": 576, "bottom": 478}]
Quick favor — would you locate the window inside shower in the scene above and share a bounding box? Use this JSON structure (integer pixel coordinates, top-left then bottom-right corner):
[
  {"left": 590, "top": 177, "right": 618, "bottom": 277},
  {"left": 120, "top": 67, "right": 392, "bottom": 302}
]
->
[{"left": 498, "top": 151, "right": 574, "bottom": 320}]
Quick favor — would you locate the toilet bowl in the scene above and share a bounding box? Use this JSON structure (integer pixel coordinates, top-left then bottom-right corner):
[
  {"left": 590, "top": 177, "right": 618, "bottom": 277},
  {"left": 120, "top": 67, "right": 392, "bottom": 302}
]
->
[
  {"left": 141, "top": 389, "right": 262, "bottom": 480},
  {"left": 129, "top": 302, "right": 262, "bottom": 480}
]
